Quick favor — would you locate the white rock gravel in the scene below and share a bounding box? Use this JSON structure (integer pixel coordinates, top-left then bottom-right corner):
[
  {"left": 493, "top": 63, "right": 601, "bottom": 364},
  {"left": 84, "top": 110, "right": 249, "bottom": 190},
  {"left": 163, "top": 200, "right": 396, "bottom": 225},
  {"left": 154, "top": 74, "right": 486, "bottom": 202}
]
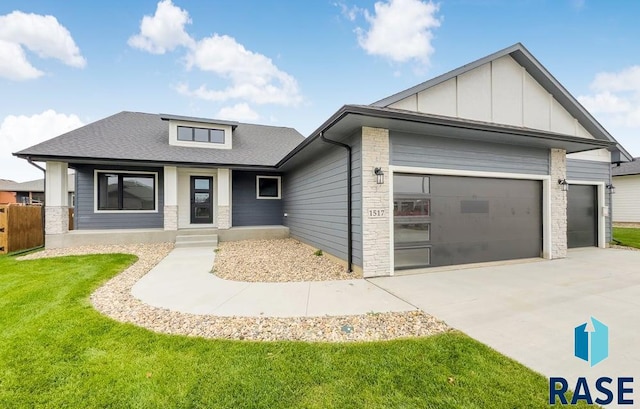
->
[
  {"left": 214, "top": 238, "right": 362, "bottom": 282},
  {"left": 19, "top": 243, "right": 450, "bottom": 342}
]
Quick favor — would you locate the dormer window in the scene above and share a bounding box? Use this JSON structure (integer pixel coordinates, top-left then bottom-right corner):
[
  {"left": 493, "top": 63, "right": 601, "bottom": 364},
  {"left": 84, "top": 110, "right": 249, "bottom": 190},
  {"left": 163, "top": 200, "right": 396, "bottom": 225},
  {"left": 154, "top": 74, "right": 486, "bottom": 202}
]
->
[
  {"left": 161, "top": 113, "right": 237, "bottom": 150},
  {"left": 177, "top": 126, "right": 225, "bottom": 144}
]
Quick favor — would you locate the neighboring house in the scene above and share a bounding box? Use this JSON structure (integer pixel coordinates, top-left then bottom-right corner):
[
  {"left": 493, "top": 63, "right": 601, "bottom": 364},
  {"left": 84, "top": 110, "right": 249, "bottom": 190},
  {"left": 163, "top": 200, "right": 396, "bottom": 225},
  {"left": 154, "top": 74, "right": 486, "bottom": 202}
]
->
[
  {"left": 14, "top": 43, "right": 631, "bottom": 277},
  {"left": 612, "top": 159, "right": 640, "bottom": 223},
  {"left": 0, "top": 179, "right": 17, "bottom": 204},
  {"left": 0, "top": 175, "right": 75, "bottom": 205}
]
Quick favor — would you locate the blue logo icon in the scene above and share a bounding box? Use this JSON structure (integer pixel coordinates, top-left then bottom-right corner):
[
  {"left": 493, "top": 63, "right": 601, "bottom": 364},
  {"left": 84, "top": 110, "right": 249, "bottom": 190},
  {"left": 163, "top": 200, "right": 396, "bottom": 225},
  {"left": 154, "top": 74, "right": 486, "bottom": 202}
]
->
[{"left": 574, "top": 317, "right": 608, "bottom": 367}]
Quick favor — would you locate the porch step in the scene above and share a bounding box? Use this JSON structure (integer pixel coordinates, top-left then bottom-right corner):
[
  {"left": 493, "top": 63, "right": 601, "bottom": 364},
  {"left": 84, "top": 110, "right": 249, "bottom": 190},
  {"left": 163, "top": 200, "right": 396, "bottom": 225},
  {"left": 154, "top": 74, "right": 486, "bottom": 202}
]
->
[{"left": 174, "top": 233, "right": 218, "bottom": 248}]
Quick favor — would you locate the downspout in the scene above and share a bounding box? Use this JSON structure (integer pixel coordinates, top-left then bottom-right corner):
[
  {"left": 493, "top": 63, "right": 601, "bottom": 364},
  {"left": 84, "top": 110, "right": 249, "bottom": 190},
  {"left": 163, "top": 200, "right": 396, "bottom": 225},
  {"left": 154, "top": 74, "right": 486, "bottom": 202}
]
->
[
  {"left": 27, "top": 158, "right": 46, "bottom": 242},
  {"left": 320, "top": 132, "right": 352, "bottom": 273}
]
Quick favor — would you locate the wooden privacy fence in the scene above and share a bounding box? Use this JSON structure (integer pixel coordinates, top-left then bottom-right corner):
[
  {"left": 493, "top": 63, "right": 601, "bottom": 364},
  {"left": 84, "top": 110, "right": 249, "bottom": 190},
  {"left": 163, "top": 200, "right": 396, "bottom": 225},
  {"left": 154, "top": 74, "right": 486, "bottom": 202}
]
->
[{"left": 0, "top": 205, "right": 44, "bottom": 254}]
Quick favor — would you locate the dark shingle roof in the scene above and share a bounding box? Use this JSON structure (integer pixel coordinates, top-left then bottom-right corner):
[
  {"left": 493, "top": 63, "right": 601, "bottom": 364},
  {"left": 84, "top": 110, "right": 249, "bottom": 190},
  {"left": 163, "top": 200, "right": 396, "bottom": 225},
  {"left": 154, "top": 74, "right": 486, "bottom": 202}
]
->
[
  {"left": 15, "top": 112, "right": 304, "bottom": 167},
  {"left": 612, "top": 158, "right": 640, "bottom": 176}
]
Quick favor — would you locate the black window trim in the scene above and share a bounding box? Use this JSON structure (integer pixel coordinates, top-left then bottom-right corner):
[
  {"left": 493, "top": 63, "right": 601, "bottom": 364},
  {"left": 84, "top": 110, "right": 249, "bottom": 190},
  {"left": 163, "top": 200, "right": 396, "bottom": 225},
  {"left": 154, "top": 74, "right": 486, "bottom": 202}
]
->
[
  {"left": 95, "top": 170, "right": 158, "bottom": 213},
  {"left": 177, "top": 125, "right": 225, "bottom": 144}
]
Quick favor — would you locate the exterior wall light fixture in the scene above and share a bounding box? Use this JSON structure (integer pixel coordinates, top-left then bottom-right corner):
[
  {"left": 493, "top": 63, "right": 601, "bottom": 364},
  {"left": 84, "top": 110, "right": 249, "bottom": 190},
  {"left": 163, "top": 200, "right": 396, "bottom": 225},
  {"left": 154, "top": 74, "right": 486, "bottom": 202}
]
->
[
  {"left": 374, "top": 167, "right": 385, "bottom": 184},
  {"left": 558, "top": 178, "right": 569, "bottom": 192},
  {"left": 606, "top": 183, "right": 616, "bottom": 194}
]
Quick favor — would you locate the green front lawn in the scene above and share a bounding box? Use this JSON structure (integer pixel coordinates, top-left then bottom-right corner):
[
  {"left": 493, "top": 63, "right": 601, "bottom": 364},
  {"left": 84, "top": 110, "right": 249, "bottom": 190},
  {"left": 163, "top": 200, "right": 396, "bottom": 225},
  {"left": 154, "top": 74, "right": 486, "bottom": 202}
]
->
[
  {"left": 613, "top": 227, "right": 640, "bottom": 249},
  {"left": 0, "top": 253, "right": 588, "bottom": 408}
]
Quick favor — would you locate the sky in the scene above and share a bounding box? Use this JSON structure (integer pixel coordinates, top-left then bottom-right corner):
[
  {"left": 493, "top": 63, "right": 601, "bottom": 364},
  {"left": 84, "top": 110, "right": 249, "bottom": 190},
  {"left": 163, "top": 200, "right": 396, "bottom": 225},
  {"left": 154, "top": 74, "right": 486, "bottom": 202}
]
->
[{"left": 1, "top": 0, "right": 639, "bottom": 182}]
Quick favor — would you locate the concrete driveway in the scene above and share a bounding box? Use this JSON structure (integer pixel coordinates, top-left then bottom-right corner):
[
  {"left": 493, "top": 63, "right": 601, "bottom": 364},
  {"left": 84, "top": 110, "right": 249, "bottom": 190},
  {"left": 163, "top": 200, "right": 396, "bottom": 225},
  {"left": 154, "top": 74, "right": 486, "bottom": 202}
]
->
[{"left": 370, "top": 248, "right": 640, "bottom": 387}]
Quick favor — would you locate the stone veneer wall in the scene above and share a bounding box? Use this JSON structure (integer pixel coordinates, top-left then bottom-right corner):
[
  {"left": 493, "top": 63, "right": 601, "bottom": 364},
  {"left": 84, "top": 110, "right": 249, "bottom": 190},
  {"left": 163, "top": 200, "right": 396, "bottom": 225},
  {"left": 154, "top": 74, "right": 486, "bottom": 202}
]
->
[
  {"left": 550, "top": 148, "right": 568, "bottom": 258},
  {"left": 217, "top": 205, "right": 230, "bottom": 229},
  {"left": 361, "top": 127, "right": 391, "bottom": 277},
  {"left": 45, "top": 206, "right": 69, "bottom": 235},
  {"left": 163, "top": 205, "right": 178, "bottom": 231}
]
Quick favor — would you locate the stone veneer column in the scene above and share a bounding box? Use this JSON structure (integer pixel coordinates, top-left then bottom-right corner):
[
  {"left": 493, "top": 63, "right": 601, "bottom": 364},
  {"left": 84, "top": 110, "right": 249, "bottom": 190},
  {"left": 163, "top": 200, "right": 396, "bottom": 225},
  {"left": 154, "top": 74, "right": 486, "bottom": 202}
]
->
[
  {"left": 163, "top": 166, "right": 178, "bottom": 231},
  {"left": 550, "top": 148, "right": 567, "bottom": 258},
  {"left": 45, "top": 161, "right": 69, "bottom": 235},
  {"left": 361, "top": 126, "right": 391, "bottom": 277},
  {"left": 217, "top": 169, "right": 231, "bottom": 229}
]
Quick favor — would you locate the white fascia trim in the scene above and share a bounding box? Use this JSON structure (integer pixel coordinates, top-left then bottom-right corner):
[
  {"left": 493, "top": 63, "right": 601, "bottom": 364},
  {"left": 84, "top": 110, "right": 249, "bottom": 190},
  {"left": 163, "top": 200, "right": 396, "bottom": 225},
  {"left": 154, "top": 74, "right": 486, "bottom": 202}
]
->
[
  {"left": 566, "top": 179, "right": 607, "bottom": 248},
  {"left": 389, "top": 165, "right": 551, "bottom": 181},
  {"left": 256, "top": 175, "right": 282, "bottom": 200},
  {"left": 93, "top": 169, "right": 159, "bottom": 214},
  {"left": 168, "top": 120, "right": 232, "bottom": 150},
  {"left": 388, "top": 165, "right": 553, "bottom": 270}
]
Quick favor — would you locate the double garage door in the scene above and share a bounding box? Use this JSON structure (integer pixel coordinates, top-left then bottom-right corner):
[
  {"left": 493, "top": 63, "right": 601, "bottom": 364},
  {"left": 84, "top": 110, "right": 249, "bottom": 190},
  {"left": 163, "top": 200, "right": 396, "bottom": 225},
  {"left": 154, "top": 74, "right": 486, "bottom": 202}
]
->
[
  {"left": 393, "top": 174, "right": 542, "bottom": 269},
  {"left": 393, "top": 174, "right": 600, "bottom": 270}
]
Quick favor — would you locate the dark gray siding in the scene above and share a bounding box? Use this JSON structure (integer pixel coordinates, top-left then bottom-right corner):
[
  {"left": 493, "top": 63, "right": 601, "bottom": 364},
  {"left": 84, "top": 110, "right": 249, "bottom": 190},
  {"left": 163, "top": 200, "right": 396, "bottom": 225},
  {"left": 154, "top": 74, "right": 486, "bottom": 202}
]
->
[
  {"left": 391, "top": 132, "right": 549, "bottom": 175},
  {"left": 567, "top": 159, "right": 612, "bottom": 242},
  {"left": 73, "top": 164, "right": 164, "bottom": 229},
  {"left": 232, "top": 171, "right": 283, "bottom": 226},
  {"left": 283, "top": 132, "right": 362, "bottom": 267}
]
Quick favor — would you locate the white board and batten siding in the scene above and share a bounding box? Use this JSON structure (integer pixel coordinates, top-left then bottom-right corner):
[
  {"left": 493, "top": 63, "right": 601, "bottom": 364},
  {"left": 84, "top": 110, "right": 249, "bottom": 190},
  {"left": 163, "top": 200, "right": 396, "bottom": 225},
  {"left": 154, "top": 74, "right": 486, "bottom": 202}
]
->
[
  {"left": 611, "top": 175, "right": 640, "bottom": 223},
  {"left": 389, "top": 55, "right": 597, "bottom": 140}
]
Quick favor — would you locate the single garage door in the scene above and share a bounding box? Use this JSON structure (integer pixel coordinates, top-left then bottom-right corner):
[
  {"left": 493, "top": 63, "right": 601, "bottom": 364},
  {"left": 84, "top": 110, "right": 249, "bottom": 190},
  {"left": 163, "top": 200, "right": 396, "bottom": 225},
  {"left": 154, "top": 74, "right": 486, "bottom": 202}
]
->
[
  {"left": 567, "top": 185, "right": 597, "bottom": 248},
  {"left": 394, "top": 174, "right": 542, "bottom": 269}
]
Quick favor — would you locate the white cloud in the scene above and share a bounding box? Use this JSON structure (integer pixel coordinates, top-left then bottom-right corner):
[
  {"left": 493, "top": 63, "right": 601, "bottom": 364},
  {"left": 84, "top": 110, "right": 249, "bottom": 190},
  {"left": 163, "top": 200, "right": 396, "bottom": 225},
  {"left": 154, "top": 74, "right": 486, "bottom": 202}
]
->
[
  {"left": 216, "top": 103, "right": 260, "bottom": 122},
  {"left": 128, "top": 0, "right": 194, "bottom": 54},
  {"left": 579, "top": 65, "right": 640, "bottom": 127},
  {"left": 179, "top": 34, "right": 302, "bottom": 105},
  {"left": 578, "top": 65, "right": 640, "bottom": 156},
  {"left": 336, "top": 2, "right": 362, "bottom": 21},
  {"left": 0, "top": 110, "right": 84, "bottom": 182},
  {"left": 0, "top": 10, "right": 86, "bottom": 80},
  {"left": 356, "top": 0, "right": 441, "bottom": 65},
  {"left": 130, "top": 1, "right": 302, "bottom": 107},
  {"left": 0, "top": 39, "right": 43, "bottom": 80}
]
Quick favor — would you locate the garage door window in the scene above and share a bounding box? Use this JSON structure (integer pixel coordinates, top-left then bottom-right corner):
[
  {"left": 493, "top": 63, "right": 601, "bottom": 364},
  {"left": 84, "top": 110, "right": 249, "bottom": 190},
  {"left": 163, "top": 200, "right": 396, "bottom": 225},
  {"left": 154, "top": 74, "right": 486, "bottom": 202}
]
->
[{"left": 394, "top": 174, "right": 431, "bottom": 269}]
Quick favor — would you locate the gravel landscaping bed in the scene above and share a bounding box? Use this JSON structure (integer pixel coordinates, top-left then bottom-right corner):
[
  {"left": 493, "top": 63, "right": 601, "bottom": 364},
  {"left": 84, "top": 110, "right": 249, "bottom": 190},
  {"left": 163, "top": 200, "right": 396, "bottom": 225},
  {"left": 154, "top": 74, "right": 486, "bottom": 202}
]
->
[
  {"left": 19, "top": 244, "right": 450, "bottom": 342},
  {"left": 214, "top": 238, "right": 363, "bottom": 282}
]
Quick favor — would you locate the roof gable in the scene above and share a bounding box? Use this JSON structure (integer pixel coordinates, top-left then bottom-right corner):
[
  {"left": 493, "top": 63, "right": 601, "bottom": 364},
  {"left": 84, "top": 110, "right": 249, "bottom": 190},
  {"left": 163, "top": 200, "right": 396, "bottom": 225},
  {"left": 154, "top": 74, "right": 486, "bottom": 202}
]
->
[{"left": 372, "top": 43, "right": 631, "bottom": 161}]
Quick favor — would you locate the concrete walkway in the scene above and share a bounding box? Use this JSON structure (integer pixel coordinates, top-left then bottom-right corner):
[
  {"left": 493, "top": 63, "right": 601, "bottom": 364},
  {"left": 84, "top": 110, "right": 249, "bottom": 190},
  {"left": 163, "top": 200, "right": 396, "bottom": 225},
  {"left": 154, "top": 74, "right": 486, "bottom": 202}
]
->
[{"left": 131, "top": 247, "right": 415, "bottom": 317}]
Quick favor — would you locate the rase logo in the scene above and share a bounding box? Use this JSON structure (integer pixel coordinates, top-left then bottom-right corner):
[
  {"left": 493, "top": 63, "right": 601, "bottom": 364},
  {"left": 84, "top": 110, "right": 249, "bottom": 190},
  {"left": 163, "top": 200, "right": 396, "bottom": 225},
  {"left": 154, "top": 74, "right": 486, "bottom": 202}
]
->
[
  {"left": 549, "top": 317, "right": 634, "bottom": 406},
  {"left": 574, "top": 316, "right": 608, "bottom": 367}
]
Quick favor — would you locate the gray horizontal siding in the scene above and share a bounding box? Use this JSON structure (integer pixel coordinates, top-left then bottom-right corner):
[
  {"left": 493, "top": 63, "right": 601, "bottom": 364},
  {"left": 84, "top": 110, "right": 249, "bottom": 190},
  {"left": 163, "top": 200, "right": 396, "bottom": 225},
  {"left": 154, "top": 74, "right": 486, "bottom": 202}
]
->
[
  {"left": 283, "top": 132, "right": 362, "bottom": 267},
  {"left": 567, "top": 159, "right": 613, "bottom": 242},
  {"left": 232, "top": 171, "right": 283, "bottom": 226},
  {"left": 391, "top": 131, "right": 549, "bottom": 175},
  {"left": 74, "top": 164, "right": 164, "bottom": 230}
]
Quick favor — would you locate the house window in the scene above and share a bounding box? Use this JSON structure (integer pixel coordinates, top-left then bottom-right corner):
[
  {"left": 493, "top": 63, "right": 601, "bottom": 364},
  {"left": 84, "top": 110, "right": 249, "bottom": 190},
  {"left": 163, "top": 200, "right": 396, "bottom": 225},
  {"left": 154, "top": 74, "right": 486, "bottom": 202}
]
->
[
  {"left": 256, "top": 176, "right": 281, "bottom": 199},
  {"left": 177, "top": 126, "right": 225, "bottom": 144},
  {"left": 97, "top": 172, "right": 156, "bottom": 211}
]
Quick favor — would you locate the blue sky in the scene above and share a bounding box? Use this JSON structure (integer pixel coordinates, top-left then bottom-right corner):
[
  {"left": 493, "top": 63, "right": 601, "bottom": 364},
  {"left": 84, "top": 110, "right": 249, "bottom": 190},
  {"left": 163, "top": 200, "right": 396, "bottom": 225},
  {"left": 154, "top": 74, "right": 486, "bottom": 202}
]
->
[{"left": 1, "top": 0, "right": 639, "bottom": 181}]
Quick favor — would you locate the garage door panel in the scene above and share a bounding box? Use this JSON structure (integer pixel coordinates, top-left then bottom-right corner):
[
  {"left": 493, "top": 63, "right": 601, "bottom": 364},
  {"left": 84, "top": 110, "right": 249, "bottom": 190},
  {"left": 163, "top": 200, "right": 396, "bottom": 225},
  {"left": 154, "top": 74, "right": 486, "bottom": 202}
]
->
[
  {"left": 431, "top": 237, "right": 543, "bottom": 267},
  {"left": 394, "top": 174, "right": 542, "bottom": 269},
  {"left": 567, "top": 185, "right": 597, "bottom": 248}
]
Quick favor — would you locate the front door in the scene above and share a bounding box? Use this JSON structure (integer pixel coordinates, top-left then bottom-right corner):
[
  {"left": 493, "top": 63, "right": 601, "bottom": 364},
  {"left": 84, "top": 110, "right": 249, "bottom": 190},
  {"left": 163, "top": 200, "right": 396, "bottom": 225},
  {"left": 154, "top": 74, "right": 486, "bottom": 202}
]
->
[{"left": 190, "top": 176, "right": 213, "bottom": 224}]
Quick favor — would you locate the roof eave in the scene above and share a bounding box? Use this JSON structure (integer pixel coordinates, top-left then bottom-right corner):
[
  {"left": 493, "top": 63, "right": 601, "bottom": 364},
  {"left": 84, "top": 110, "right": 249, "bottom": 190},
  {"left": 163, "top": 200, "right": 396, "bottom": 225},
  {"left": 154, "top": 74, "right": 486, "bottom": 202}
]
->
[
  {"left": 276, "top": 104, "right": 614, "bottom": 168},
  {"left": 13, "top": 152, "right": 280, "bottom": 170}
]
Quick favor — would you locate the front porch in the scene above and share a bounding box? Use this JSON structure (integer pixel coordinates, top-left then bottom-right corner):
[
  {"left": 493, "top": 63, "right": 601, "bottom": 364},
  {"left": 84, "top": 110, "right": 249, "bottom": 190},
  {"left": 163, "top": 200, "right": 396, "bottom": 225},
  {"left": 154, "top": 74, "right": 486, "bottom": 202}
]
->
[
  {"left": 43, "top": 161, "right": 287, "bottom": 248},
  {"left": 44, "top": 226, "right": 290, "bottom": 249}
]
